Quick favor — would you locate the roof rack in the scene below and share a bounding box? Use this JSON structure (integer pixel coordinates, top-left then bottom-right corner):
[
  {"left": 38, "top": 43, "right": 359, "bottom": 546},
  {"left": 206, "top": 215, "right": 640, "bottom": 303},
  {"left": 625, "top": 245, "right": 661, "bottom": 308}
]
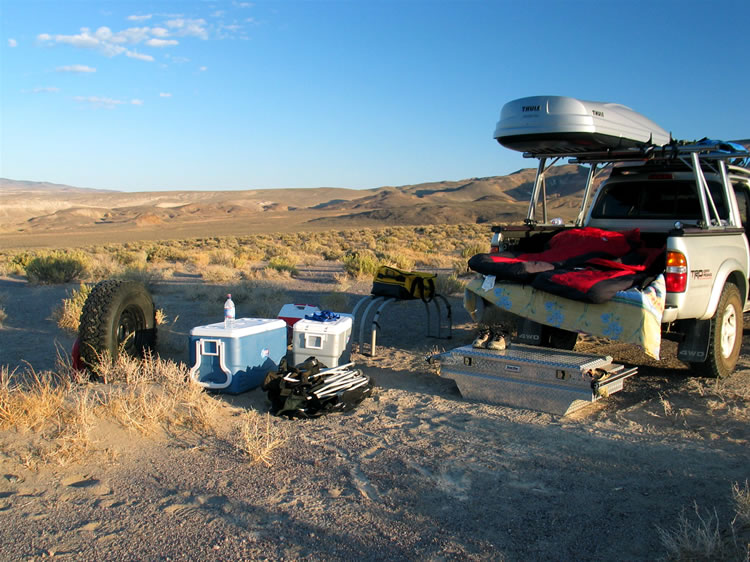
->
[
  {"left": 523, "top": 139, "right": 749, "bottom": 165},
  {"left": 521, "top": 140, "right": 749, "bottom": 229}
]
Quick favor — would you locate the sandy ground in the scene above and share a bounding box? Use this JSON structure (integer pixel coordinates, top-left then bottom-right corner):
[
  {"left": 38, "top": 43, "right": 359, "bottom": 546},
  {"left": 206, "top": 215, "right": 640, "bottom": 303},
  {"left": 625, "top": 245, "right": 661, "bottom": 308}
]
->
[{"left": 0, "top": 268, "right": 749, "bottom": 560}]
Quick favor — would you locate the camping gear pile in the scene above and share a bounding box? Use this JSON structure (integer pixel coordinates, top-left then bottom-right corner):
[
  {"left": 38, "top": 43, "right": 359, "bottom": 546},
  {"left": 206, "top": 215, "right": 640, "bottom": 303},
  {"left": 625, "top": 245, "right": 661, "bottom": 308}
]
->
[
  {"left": 262, "top": 357, "right": 374, "bottom": 419},
  {"left": 187, "top": 303, "right": 372, "bottom": 418}
]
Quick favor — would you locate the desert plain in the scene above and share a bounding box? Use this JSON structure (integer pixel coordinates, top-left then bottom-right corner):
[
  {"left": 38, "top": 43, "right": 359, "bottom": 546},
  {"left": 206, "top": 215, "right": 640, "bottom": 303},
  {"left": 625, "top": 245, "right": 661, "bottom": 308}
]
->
[{"left": 0, "top": 173, "right": 748, "bottom": 560}]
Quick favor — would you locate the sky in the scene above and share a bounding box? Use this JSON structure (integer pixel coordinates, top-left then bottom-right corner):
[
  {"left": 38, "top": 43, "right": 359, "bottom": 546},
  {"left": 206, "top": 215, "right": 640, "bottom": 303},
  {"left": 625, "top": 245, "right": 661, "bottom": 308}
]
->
[{"left": 1, "top": 0, "right": 749, "bottom": 192}]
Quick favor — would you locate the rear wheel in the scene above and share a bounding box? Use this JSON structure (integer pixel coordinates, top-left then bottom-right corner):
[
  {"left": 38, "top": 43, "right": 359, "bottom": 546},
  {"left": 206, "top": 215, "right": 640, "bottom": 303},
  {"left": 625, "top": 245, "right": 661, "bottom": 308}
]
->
[
  {"left": 695, "top": 282, "right": 742, "bottom": 378},
  {"left": 78, "top": 280, "right": 156, "bottom": 370}
]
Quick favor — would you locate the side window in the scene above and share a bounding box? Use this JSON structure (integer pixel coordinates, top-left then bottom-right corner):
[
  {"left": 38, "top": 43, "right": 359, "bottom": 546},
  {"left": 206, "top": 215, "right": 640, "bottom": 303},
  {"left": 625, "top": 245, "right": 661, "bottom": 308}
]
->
[{"left": 733, "top": 182, "right": 749, "bottom": 227}]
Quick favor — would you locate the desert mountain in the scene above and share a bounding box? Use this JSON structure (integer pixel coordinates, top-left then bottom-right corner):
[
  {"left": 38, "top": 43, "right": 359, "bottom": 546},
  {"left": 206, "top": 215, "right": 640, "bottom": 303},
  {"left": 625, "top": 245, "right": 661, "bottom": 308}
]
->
[{"left": 0, "top": 165, "right": 589, "bottom": 249}]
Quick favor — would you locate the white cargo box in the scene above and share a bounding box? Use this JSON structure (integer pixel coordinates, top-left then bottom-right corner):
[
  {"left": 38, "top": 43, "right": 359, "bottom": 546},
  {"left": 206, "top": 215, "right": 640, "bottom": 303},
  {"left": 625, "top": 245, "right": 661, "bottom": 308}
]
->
[
  {"left": 292, "top": 315, "right": 353, "bottom": 368},
  {"left": 494, "top": 95, "right": 670, "bottom": 154}
]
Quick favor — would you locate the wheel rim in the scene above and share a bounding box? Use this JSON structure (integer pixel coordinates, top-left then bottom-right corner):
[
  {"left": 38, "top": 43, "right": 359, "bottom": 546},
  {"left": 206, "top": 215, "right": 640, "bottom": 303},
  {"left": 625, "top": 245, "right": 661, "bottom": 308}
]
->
[
  {"left": 720, "top": 301, "right": 738, "bottom": 359},
  {"left": 117, "top": 304, "right": 146, "bottom": 355}
]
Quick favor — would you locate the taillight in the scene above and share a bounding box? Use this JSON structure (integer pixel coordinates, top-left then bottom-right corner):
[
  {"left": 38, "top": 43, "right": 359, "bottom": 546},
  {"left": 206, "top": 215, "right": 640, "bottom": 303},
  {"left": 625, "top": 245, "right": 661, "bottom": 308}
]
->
[
  {"left": 490, "top": 233, "right": 501, "bottom": 253},
  {"left": 665, "top": 251, "right": 687, "bottom": 292}
]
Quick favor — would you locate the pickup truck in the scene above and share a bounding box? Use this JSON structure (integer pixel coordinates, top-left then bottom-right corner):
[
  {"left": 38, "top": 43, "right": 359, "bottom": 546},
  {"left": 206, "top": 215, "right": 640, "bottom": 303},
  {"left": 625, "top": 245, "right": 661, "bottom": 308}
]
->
[{"left": 464, "top": 98, "right": 750, "bottom": 378}]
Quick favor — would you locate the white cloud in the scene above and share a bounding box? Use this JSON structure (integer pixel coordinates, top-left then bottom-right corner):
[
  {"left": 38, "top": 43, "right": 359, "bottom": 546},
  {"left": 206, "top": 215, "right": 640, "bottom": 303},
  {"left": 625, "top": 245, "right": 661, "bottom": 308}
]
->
[
  {"left": 146, "top": 38, "right": 178, "bottom": 47},
  {"left": 165, "top": 18, "right": 208, "bottom": 39},
  {"left": 115, "top": 27, "right": 152, "bottom": 44},
  {"left": 166, "top": 54, "right": 190, "bottom": 64},
  {"left": 126, "top": 51, "right": 154, "bottom": 62},
  {"left": 159, "top": 92, "right": 172, "bottom": 97},
  {"left": 72, "top": 96, "right": 144, "bottom": 108},
  {"left": 8, "top": 39, "right": 18, "bottom": 47},
  {"left": 53, "top": 28, "right": 101, "bottom": 49},
  {"left": 127, "top": 14, "right": 152, "bottom": 22},
  {"left": 56, "top": 64, "right": 96, "bottom": 73},
  {"left": 37, "top": 24, "right": 181, "bottom": 61},
  {"left": 74, "top": 96, "right": 124, "bottom": 108},
  {"left": 199, "top": 66, "right": 207, "bottom": 72},
  {"left": 32, "top": 87, "right": 60, "bottom": 93}
]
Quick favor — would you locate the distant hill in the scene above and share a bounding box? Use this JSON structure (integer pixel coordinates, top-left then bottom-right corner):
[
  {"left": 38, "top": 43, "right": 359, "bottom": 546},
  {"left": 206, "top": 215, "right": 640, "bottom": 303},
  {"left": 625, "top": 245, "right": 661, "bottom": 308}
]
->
[{"left": 0, "top": 165, "right": 589, "bottom": 249}]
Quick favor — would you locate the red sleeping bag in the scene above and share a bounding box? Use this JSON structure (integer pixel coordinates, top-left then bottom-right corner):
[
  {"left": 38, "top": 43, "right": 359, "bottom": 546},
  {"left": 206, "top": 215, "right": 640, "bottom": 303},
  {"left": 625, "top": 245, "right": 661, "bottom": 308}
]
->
[
  {"left": 468, "top": 227, "right": 639, "bottom": 281},
  {"left": 468, "top": 227, "right": 663, "bottom": 303}
]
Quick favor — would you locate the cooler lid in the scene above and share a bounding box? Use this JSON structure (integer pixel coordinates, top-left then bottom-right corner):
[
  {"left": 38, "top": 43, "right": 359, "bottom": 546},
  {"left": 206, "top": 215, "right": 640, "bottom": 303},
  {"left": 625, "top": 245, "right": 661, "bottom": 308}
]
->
[
  {"left": 293, "top": 315, "right": 353, "bottom": 335},
  {"left": 190, "top": 317, "right": 287, "bottom": 338},
  {"left": 278, "top": 303, "right": 320, "bottom": 318}
]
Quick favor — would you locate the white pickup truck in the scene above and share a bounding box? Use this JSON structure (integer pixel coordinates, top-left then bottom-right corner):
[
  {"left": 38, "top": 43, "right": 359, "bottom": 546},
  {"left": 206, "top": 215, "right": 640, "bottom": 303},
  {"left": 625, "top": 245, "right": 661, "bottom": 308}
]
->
[{"left": 465, "top": 96, "right": 750, "bottom": 378}]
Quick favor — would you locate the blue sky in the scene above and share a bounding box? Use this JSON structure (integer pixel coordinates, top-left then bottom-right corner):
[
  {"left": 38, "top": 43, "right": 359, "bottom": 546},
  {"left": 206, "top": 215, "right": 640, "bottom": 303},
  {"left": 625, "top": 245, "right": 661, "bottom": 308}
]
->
[{"left": 1, "top": 0, "right": 749, "bottom": 192}]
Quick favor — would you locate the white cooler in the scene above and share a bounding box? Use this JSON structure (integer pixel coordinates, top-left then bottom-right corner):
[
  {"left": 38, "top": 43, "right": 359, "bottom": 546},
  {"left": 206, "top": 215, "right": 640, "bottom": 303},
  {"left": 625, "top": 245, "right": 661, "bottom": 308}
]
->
[{"left": 292, "top": 315, "right": 353, "bottom": 368}]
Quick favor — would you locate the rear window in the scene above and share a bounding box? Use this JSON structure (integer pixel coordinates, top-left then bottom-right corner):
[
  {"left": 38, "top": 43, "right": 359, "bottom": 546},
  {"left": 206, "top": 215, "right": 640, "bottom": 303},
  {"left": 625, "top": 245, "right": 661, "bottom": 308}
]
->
[{"left": 591, "top": 179, "right": 728, "bottom": 220}]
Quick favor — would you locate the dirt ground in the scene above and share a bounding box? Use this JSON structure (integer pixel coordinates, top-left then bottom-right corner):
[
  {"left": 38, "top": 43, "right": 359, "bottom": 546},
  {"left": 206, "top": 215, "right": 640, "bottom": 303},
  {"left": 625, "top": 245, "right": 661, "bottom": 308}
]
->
[{"left": 0, "top": 267, "right": 749, "bottom": 561}]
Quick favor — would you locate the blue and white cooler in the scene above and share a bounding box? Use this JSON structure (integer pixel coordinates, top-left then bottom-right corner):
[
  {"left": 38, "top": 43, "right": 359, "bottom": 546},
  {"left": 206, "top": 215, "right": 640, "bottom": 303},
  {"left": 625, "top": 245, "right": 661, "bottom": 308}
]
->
[{"left": 189, "top": 318, "right": 287, "bottom": 394}]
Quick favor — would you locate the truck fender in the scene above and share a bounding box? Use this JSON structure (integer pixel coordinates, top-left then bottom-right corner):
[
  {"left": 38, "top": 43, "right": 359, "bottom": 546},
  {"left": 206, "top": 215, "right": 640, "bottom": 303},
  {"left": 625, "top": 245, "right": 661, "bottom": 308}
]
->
[{"left": 700, "top": 260, "right": 747, "bottom": 320}]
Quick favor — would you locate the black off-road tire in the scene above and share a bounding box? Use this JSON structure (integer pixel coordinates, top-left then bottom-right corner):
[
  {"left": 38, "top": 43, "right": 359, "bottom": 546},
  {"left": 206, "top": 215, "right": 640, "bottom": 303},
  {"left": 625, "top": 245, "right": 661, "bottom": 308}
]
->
[
  {"left": 78, "top": 280, "right": 156, "bottom": 370},
  {"left": 694, "top": 282, "right": 743, "bottom": 378}
]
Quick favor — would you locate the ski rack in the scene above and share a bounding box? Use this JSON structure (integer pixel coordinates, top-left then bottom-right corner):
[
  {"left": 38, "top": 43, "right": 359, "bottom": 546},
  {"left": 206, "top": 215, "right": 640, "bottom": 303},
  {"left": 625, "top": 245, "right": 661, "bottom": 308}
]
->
[{"left": 519, "top": 140, "right": 750, "bottom": 230}]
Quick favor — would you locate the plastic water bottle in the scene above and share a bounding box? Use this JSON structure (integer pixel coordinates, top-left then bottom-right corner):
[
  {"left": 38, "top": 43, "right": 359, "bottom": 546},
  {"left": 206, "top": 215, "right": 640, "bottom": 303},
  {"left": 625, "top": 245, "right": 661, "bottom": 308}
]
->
[{"left": 224, "top": 294, "right": 235, "bottom": 329}]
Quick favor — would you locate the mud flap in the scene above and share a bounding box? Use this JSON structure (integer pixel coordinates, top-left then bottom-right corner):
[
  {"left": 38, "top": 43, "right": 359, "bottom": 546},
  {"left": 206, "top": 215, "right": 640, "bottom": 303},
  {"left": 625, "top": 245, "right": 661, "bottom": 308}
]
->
[
  {"left": 515, "top": 317, "right": 544, "bottom": 346},
  {"left": 676, "top": 319, "right": 711, "bottom": 363}
]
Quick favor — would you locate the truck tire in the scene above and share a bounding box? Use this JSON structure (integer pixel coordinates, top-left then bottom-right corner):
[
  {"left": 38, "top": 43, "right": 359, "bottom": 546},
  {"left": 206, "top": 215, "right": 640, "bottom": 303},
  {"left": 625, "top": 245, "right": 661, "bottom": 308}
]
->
[
  {"left": 696, "top": 282, "right": 743, "bottom": 378},
  {"left": 78, "top": 280, "right": 156, "bottom": 370}
]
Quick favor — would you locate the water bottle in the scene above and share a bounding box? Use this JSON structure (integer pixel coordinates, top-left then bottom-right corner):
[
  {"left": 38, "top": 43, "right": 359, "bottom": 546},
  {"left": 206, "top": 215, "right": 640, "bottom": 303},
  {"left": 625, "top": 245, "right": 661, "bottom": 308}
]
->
[{"left": 224, "top": 294, "right": 235, "bottom": 329}]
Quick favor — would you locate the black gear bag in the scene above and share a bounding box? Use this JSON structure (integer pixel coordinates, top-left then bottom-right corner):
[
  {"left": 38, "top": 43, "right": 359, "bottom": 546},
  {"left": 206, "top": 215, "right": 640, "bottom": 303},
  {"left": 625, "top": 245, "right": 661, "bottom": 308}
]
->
[{"left": 262, "top": 357, "right": 374, "bottom": 419}]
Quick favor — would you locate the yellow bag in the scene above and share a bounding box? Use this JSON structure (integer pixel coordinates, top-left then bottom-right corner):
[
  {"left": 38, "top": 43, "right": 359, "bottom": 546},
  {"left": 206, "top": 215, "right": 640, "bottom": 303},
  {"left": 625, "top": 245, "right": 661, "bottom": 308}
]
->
[{"left": 371, "top": 266, "right": 436, "bottom": 302}]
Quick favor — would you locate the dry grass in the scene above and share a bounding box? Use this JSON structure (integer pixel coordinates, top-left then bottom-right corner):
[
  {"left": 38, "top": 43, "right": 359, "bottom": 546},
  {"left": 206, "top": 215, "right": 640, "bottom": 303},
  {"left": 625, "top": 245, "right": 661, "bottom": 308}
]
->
[
  {"left": 435, "top": 273, "right": 465, "bottom": 296},
  {"left": 200, "top": 264, "right": 239, "bottom": 282},
  {"left": 235, "top": 410, "right": 288, "bottom": 466},
  {"left": 658, "top": 486, "right": 750, "bottom": 561},
  {"left": 319, "top": 291, "right": 351, "bottom": 312},
  {"left": 53, "top": 283, "right": 92, "bottom": 334},
  {"left": 0, "top": 292, "right": 6, "bottom": 328},
  {"left": 0, "top": 352, "right": 222, "bottom": 466},
  {"left": 732, "top": 481, "right": 750, "bottom": 526},
  {"left": 0, "top": 223, "right": 492, "bottom": 287}
]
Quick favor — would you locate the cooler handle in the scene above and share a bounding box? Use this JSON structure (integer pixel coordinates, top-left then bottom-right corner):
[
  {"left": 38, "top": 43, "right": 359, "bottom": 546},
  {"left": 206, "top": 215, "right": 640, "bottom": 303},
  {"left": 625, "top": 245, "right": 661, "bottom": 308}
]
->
[{"left": 189, "top": 339, "right": 233, "bottom": 389}]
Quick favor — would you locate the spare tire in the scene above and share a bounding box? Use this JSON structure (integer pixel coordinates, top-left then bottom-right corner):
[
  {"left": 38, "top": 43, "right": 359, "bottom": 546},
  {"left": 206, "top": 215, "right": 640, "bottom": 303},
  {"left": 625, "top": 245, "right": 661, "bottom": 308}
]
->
[{"left": 78, "top": 279, "right": 156, "bottom": 370}]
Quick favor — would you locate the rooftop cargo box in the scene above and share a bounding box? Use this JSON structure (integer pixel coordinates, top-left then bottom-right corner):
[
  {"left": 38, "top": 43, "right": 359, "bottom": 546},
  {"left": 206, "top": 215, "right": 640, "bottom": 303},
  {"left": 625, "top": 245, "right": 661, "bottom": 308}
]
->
[{"left": 494, "top": 95, "right": 671, "bottom": 155}]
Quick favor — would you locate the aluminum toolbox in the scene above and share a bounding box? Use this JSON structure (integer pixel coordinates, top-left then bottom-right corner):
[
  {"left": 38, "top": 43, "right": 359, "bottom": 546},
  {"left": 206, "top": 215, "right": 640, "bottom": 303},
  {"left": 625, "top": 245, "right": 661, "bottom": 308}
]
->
[
  {"left": 437, "top": 344, "right": 637, "bottom": 415},
  {"left": 189, "top": 318, "right": 287, "bottom": 394},
  {"left": 494, "top": 95, "right": 670, "bottom": 154}
]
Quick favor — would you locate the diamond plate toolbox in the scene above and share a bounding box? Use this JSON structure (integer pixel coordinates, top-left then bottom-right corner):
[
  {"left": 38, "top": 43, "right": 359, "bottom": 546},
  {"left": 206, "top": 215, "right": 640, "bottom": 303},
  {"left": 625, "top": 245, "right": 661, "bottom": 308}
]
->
[{"left": 436, "top": 344, "right": 637, "bottom": 416}]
